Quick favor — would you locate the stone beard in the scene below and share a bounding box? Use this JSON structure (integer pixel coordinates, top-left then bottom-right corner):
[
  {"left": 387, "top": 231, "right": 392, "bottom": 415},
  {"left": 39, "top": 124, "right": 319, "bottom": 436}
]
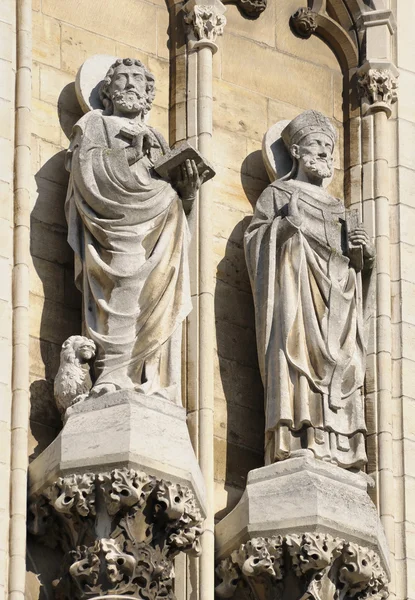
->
[
  {"left": 65, "top": 59, "right": 191, "bottom": 404},
  {"left": 244, "top": 111, "right": 375, "bottom": 470}
]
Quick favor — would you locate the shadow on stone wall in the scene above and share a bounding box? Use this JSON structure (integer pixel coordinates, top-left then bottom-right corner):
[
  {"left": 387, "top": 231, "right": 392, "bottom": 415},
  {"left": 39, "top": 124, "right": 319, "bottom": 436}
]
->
[
  {"left": 27, "top": 82, "right": 84, "bottom": 600},
  {"left": 214, "top": 157, "right": 267, "bottom": 520},
  {"left": 29, "top": 83, "right": 83, "bottom": 461}
]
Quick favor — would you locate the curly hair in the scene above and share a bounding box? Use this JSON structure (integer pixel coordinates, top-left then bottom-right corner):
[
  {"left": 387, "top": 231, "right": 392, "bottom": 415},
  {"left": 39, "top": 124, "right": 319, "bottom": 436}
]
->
[{"left": 99, "top": 58, "right": 156, "bottom": 114}]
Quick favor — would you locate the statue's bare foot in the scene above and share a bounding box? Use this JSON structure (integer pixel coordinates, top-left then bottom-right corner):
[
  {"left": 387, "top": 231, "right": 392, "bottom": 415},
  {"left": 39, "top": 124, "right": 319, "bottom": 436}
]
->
[{"left": 89, "top": 383, "right": 118, "bottom": 398}]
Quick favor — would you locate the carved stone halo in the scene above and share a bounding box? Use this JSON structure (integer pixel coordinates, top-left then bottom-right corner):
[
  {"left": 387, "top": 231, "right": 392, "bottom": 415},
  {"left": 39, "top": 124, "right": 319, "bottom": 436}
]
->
[
  {"left": 75, "top": 54, "right": 118, "bottom": 113},
  {"left": 262, "top": 120, "right": 292, "bottom": 182}
]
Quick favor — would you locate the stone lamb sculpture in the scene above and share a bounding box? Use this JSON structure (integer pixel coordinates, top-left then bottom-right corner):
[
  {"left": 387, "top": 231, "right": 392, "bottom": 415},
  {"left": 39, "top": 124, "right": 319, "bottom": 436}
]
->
[{"left": 54, "top": 335, "right": 96, "bottom": 417}]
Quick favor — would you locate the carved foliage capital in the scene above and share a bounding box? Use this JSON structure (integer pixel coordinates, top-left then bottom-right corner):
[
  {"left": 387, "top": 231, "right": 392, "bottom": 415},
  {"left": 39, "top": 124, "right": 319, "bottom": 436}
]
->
[
  {"left": 184, "top": 3, "right": 227, "bottom": 44},
  {"left": 216, "top": 533, "right": 388, "bottom": 600},
  {"left": 29, "top": 468, "right": 203, "bottom": 600},
  {"left": 358, "top": 68, "right": 398, "bottom": 115}
]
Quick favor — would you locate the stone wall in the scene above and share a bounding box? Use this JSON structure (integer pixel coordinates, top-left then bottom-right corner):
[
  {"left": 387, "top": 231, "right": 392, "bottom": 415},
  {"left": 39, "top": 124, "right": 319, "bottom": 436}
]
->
[{"left": 210, "top": 0, "right": 344, "bottom": 519}]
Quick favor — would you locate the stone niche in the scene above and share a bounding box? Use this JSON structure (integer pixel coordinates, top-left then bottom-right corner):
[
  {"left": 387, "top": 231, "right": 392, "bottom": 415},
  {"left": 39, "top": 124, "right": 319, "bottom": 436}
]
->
[{"left": 215, "top": 454, "right": 389, "bottom": 600}]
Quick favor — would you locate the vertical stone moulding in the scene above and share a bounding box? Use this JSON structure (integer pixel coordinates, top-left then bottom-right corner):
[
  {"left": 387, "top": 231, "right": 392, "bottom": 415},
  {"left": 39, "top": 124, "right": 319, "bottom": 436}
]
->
[{"left": 182, "top": 3, "right": 226, "bottom": 600}]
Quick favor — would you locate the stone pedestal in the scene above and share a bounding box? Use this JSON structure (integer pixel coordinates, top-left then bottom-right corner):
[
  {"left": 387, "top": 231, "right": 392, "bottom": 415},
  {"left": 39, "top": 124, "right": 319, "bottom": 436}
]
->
[
  {"left": 28, "top": 391, "right": 206, "bottom": 600},
  {"left": 215, "top": 454, "right": 389, "bottom": 600}
]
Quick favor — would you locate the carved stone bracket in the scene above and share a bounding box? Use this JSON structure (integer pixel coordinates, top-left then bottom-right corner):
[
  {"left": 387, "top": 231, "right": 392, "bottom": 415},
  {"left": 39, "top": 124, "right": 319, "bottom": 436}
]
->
[
  {"left": 28, "top": 468, "right": 203, "bottom": 600},
  {"left": 184, "top": 0, "right": 227, "bottom": 51},
  {"left": 358, "top": 66, "right": 398, "bottom": 117},
  {"left": 216, "top": 533, "right": 389, "bottom": 600},
  {"left": 222, "top": 0, "right": 266, "bottom": 20},
  {"left": 290, "top": 7, "right": 318, "bottom": 39}
]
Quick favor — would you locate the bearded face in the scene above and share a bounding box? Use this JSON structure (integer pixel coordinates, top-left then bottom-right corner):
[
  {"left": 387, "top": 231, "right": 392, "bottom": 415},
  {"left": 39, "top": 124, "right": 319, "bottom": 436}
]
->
[
  {"left": 111, "top": 89, "right": 148, "bottom": 114},
  {"left": 293, "top": 132, "right": 334, "bottom": 181},
  {"left": 301, "top": 151, "right": 334, "bottom": 179},
  {"left": 108, "top": 64, "right": 149, "bottom": 115}
]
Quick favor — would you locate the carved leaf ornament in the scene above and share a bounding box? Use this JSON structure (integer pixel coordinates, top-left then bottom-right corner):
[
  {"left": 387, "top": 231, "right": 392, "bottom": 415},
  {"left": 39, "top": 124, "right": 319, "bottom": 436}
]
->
[
  {"left": 28, "top": 468, "right": 203, "bottom": 600},
  {"left": 216, "top": 534, "right": 388, "bottom": 600}
]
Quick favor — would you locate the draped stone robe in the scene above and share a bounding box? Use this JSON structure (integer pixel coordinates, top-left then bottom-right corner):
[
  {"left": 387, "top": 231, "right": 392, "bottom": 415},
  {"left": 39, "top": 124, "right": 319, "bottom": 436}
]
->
[
  {"left": 65, "top": 110, "right": 191, "bottom": 403},
  {"left": 244, "top": 180, "right": 375, "bottom": 469}
]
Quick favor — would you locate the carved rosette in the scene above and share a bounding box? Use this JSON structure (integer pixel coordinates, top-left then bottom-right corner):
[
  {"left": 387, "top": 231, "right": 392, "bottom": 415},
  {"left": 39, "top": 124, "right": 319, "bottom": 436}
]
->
[
  {"left": 216, "top": 533, "right": 388, "bottom": 600},
  {"left": 228, "top": 0, "right": 267, "bottom": 19},
  {"left": 358, "top": 69, "right": 398, "bottom": 116},
  {"left": 28, "top": 468, "right": 203, "bottom": 600},
  {"left": 184, "top": 3, "right": 227, "bottom": 45},
  {"left": 290, "top": 7, "right": 318, "bottom": 39}
]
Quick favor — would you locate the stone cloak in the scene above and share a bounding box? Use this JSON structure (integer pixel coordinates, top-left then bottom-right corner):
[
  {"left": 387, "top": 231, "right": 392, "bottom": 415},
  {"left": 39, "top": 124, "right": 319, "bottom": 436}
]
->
[
  {"left": 65, "top": 110, "right": 192, "bottom": 401},
  {"left": 244, "top": 179, "right": 375, "bottom": 468}
]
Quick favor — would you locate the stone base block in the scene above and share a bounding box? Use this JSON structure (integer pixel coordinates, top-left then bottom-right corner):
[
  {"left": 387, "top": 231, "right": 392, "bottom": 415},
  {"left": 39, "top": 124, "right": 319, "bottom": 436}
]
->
[
  {"left": 216, "top": 453, "right": 388, "bottom": 571},
  {"left": 29, "top": 390, "right": 206, "bottom": 516},
  {"left": 28, "top": 391, "right": 206, "bottom": 600}
]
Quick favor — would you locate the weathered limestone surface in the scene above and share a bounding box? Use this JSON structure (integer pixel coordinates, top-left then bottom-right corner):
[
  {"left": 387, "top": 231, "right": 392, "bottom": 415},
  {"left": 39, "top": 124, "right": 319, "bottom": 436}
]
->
[
  {"left": 393, "top": 0, "right": 415, "bottom": 594},
  {"left": 215, "top": 456, "right": 389, "bottom": 600},
  {"left": 245, "top": 110, "right": 375, "bottom": 469},
  {"left": 28, "top": 390, "right": 206, "bottom": 600},
  {"left": 215, "top": 455, "right": 388, "bottom": 566},
  {"left": 29, "top": 0, "right": 170, "bottom": 463},
  {"left": 211, "top": 0, "right": 345, "bottom": 517},
  {"left": 0, "top": 3, "right": 15, "bottom": 599},
  {"left": 29, "top": 390, "right": 206, "bottom": 511}
]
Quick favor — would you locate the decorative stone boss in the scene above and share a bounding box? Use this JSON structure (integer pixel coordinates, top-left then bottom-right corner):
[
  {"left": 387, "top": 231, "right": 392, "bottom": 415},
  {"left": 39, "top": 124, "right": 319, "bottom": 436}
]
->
[
  {"left": 64, "top": 57, "right": 207, "bottom": 407},
  {"left": 245, "top": 110, "right": 375, "bottom": 470}
]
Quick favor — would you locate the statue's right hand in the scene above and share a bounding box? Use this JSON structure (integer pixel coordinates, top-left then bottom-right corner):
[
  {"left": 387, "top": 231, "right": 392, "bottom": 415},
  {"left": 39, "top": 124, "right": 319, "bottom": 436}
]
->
[
  {"left": 125, "top": 132, "right": 145, "bottom": 165},
  {"left": 287, "top": 189, "right": 302, "bottom": 227}
]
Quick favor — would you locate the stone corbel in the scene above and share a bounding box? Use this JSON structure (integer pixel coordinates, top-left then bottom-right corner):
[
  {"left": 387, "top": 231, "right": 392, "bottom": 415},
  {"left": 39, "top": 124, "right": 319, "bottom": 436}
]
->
[
  {"left": 290, "top": 7, "right": 318, "bottom": 39},
  {"left": 29, "top": 468, "right": 203, "bottom": 600},
  {"left": 216, "top": 534, "right": 389, "bottom": 600},
  {"left": 221, "top": 0, "right": 266, "bottom": 20},
  {"left": 27, "top": 391, "right": 206, "bottom": 600},
  {"left": 289, "top": 2, "right": 358, "bottom": 72}
]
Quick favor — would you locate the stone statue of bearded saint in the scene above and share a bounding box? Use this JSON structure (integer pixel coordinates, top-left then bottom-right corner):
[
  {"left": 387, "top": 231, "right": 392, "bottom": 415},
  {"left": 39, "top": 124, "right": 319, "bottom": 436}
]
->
[
  {"left": 65, "top": 58, "right": 203, "bottom": 403},
  {"left": 244, "top": 110, "right": 375, "bottom": 470}
]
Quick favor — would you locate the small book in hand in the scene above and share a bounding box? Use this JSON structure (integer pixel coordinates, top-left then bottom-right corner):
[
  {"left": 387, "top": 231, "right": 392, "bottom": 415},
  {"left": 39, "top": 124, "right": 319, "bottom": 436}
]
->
[{"left": 153, "top": 142, "right": 216, "bottom": 183}]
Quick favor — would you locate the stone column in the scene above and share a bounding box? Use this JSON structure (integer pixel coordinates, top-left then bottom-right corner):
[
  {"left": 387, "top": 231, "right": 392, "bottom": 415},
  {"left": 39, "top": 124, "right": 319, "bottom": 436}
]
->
[
  {"left": 0, "top": 3, "right": 16, "bottom": 598},
  {"left": 356, "top": 9, "right": 398, "bottom": 593},
  {"left": 182, "top": 4, "right": 226, "bottom": 600}
]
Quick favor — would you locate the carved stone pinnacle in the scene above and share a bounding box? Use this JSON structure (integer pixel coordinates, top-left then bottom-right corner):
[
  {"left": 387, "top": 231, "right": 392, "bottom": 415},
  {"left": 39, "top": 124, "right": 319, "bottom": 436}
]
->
[
  {"left": 216, "top": 533, "right": 389, "bottom": 600},
  {"left": 28, "top": 468, "right": 203, "bottom": 600},
  {"left": 290, "top": 7, "right": 318, "bottom": 39}
]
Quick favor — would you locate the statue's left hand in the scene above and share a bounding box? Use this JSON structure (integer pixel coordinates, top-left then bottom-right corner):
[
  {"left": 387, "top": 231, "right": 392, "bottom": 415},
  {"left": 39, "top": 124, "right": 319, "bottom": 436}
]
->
[
  {"left": 348, "top": 226, "right": 375, "bottom": 260},
  {"left": 174, "top": 159, "right": 209, "bottom": 202}
]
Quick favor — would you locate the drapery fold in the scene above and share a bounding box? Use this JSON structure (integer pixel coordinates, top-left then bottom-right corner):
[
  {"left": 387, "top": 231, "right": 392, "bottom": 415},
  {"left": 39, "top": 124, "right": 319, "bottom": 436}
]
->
[
  {"left": 65, "top": 110, "right": 191, "bottom": 401},
  {"left": 245, "top": 180, "right": 374, "bottom": 468}
]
